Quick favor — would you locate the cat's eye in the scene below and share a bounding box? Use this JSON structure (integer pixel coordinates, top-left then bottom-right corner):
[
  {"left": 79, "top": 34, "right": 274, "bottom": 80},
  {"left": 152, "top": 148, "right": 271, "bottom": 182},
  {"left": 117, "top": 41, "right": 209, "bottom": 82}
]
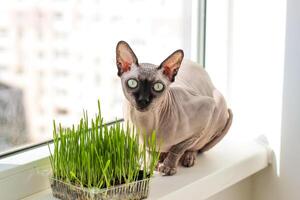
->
[
  {"left": 127, "top": 79, "right": 138, "bottom": 89},
  {"left": 153, "top": 82, "right": 164, "bottom": 92}
]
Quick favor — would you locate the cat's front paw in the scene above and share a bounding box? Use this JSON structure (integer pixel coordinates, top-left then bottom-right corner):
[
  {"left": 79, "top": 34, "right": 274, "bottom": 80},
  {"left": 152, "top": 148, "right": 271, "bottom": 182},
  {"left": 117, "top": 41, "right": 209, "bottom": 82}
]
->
[
  {"left": 158, "top": 163, "right": 177, "bottom": 176},
  {"left": 155, "top": 152, "right": 169, "bottom": 170},
  {"left": 181, "top": 151, "right": 197, "bottom": 167}
]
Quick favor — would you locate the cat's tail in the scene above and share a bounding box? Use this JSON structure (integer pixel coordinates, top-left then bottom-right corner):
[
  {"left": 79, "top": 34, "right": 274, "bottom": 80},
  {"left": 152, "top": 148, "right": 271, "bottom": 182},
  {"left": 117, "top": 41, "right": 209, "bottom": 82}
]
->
[{"left": 199, "top": 108, "right": 233, "bottom": 153}]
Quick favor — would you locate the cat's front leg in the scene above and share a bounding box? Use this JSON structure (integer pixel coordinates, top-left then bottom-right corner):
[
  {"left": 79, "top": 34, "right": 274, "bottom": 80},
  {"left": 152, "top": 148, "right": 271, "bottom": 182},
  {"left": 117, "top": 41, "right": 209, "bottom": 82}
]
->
[{"left": 158, "top": 134, "right": 199, "bottom": 175}]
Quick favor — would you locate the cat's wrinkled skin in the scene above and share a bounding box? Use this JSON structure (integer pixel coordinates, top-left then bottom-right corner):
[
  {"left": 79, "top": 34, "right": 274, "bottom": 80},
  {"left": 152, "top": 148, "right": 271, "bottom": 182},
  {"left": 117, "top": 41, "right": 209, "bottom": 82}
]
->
[{"left": 116, "top": 41, "right": 233, "bottom": 176}]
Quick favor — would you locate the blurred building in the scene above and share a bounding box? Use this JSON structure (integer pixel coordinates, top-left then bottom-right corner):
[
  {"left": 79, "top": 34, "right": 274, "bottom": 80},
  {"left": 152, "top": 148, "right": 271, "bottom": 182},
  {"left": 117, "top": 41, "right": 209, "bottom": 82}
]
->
[{"left": 0, "top": 83, "right": 27, "bottom": 152}]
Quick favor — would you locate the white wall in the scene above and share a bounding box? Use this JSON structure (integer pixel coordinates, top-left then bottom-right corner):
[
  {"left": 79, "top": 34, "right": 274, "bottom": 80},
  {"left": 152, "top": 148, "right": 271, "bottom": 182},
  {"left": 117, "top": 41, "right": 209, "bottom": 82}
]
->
[{"left": 253, "top": 0, "right": 300, "bottom": 199}]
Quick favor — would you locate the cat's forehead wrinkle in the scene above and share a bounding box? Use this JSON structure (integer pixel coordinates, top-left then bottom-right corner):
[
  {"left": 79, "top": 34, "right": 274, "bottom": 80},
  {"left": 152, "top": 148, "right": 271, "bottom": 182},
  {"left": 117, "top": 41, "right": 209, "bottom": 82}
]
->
[
  {"left": 139, "top": 63, "right": 157, "bottom": 68},
  {"left": 137, "top": 63, "right": 158, "bottom": 80}
]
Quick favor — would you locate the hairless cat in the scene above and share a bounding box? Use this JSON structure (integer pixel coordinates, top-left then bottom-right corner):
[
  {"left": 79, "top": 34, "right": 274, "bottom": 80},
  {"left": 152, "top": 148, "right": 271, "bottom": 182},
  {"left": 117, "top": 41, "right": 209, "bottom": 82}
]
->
[{"left": 116, "top": 41, "right": 233, "bottom": 176}]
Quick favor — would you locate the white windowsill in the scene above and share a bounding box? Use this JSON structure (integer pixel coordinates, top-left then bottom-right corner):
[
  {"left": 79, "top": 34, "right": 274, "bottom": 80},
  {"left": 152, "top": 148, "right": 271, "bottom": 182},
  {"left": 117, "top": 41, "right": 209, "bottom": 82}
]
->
[{"left": 2, "top": 138, "right": 270, "bottom": 200}]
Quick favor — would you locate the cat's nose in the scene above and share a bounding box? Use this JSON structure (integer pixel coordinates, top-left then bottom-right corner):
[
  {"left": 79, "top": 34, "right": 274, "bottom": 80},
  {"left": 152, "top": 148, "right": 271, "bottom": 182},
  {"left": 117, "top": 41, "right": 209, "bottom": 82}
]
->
[{"left": 137, "top": 98, "right": 150, "bottom": 108}]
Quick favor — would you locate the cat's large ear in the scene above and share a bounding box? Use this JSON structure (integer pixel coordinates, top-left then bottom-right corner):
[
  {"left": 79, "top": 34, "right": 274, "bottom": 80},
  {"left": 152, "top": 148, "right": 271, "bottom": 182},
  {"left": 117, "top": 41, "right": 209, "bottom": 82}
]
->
[
  {"left": 116, "top": 41, "right": 138, "bottom": 77},
  {"left": 158, "top": 50, "right": 184, "bottom": 82}
]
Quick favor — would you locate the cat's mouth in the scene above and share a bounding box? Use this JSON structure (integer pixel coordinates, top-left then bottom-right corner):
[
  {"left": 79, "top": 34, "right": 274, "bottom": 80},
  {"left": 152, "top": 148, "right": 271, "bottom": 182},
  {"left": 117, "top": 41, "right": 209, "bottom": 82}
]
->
[{"left": 136, "top": 105, "right": 151, "bottom": 112}]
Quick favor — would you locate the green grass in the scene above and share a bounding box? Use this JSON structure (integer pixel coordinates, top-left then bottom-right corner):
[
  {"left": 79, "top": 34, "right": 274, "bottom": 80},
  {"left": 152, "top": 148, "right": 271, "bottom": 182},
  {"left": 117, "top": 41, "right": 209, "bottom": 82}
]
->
[{"left": 48, "top": 100, "right": 160, "bottom": 189}]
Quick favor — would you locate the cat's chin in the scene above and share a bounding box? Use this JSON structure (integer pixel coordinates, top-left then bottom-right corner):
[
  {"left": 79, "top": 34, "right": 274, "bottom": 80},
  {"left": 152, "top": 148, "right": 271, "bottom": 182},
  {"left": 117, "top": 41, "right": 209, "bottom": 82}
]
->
[{"left": 135, "top": 106, "right": 150, "bottom": 112}]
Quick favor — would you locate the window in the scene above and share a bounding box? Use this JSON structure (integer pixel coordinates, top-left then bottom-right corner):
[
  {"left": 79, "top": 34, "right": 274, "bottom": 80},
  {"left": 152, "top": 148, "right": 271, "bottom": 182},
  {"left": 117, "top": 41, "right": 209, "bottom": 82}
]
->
[{"left": 0, "top": 0, "right": 205, "bottom": 155}]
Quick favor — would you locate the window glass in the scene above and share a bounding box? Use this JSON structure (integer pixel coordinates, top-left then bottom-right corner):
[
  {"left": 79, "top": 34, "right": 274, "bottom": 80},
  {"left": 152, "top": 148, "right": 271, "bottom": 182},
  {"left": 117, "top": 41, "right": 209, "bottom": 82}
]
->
[{"left": 0, "top": 0, "right": 195, "bottom": 154}]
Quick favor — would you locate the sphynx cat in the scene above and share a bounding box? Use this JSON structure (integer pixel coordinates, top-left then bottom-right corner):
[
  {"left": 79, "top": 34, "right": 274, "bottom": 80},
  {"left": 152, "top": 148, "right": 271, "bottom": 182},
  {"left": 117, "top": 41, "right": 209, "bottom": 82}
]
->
[{"left": 116, "top": 41, "right": 233, "bottom": 175}]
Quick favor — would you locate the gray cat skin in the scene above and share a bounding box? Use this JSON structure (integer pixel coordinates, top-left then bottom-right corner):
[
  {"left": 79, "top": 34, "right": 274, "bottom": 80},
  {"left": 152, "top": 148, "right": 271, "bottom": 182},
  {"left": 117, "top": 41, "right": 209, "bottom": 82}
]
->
[{"left": 116, "top": 41, "right": 233, "bottom": 176}]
